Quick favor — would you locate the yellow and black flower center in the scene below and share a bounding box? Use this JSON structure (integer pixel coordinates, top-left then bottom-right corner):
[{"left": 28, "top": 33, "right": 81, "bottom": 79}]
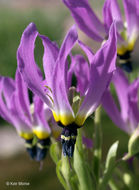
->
[
  {"left": 117, "top": 51, "right": 132, "bottom": 73},
  {"left": 25, "top": 137, "right": 50, "bottom": 161},
  {"left": 58, "top": 122, "right": 81, "bottom": 157},
  {"left": 36, "top": 138, "right": 51, "bottom": 161},
  {"left": 25, "top": 138, "right": 36, "bottom": 159}
]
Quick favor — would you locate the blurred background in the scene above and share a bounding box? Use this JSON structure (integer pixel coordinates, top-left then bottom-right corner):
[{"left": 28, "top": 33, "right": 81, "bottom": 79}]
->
[{"left": 0, "top": 0, "right": 138, "bottom": 189}]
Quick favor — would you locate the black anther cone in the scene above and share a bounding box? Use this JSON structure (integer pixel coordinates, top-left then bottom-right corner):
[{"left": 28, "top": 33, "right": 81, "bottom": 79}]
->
[
  {"left": 118, "top": 51, "right": 133, "bottom": 73},
  {"left": 25, "top": 139, "right": 36, "bottom": 160},
  {"left": 36, "top": 138, "right": 50, "bottom": 161},
  {"left": 61, "top": 127, "right": 78, "bottom": 157},
  {"left": 58, "top": 122, "right": 81, "bottom": 157}
]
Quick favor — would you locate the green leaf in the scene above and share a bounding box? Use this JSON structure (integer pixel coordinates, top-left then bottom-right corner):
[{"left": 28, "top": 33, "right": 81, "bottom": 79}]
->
[
  {"left": 49, "top": 142, "right": 60, "bottom": 164},
  {"left": 56, "top": 160, "right": 68, "bottom": 190},
  {"left": 123, "top": 127, "right": 139, "bottom": 160},
  {"left": 99, "top": 141, "right": 119, "bottom": 190},
  {"left": 74, "top": 145, "right": 95, "bottom": 190},
  {"left": 61, "top": 156, "right": 78, "bottom": 190},
  {"left": 70, "top": 174, "right": 79, "bottom": 190}
]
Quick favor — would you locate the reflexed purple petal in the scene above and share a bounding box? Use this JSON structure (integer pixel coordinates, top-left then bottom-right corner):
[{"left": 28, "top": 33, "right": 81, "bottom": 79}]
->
[
  {"left": 2, "top": 77, "right": 15, "bottom": 109},
  {"left": 103, "top": 0, "right": 112, "bottom": 32},
  {"left": 102, "top": 89, "right": 128, "bottom": 133},
  {"left": 78, "top": 40, "right": 94, "bottom": 63},
  {"left": 76, "top": 22, "right": 117, "bottom": 124},
  {"left": 10, "top": 92, "right": 32, "bottom": 132},
  {"left": 0, "top": 76, "right": 32, "bottom": 133},
  {"left": 17, "top": 22, "right": 53, "bottom": 109},
  {"left": 39, "top": 34, "right": 59, "bottom": 89},
  {"left": 0, "top": 77, "right": 13, "bottom": 123},
  {"left": 50, "top": 117, "right": 62, "bottom": 139},
  {"left": 43, "top": 104, "right": 53, "bottom": 122},
  {"left": 15, "top": 70, "right": 32, "bottom": 123},
  {"left": 63, "top": 0, "right": 105, "bottom": 41},
  {"left": 67, "top": 54, "right": 75, "bottom": 89},
  {"left": 136, "top": 0, "right": 139, "bottom": 17},
  {"left": 12, "top": 114, "right": 32, "bottom": 133},
  {"left": 69, "top": 54, "right": 90, "bottom": 96},
  {"left": 112, "top": 68, "right": 129, "bottom": 121},
  {"left": 52, "top": 25, "right": 78, "bottom": 121},
  {"left": 58, "top": 25, "right": 78, "bottom": 69},
  {"left": 10, "top": 91, "right": 31, "bottom": 124},
  {"left": 128, "top": 78, "right": 139, "bottom": 129},
  {"left": 103, "top": 0, "right": 123, "bottom": 32},
  {"left": 123, "top": 0, "right": 139, "bottom": 38},
  {"left": 33, "top": 95, "right": 51, "bottom": 133}
]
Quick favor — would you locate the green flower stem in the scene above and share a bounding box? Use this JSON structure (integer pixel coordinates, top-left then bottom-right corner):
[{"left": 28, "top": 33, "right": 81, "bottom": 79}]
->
[
  {"left": 74, "top": 130, "right": 96, "bottom": 190},
  {"left": 92, "top": 106, "right": 102, "bottom": 185},
  {"left": 77, "top": 128, "right": 83, "bottom": 152},
  {"left": 74, "top": 146, "right": 95, "bottom": 190},
  {"left": 56, "top": 160, "right": 69, "bottom": 190},
  {"left": 61, "top": 156, "right": 73, "bottom": 190},
  {"left": 50, "top": 137, "right": 60, "bottom": 164}
]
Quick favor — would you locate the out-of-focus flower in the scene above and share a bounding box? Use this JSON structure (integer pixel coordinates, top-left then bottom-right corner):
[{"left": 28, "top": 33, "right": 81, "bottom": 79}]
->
[
  {"left": 0, "top": 71, "right": 60, "bottom": 161},
  {"left": 102, "top": 68, "right": 139, "bottom": 134},
  {"left": 17, "top": 22, "right": 117, "bottom": 157},
  {"left": 63, "top": 0, "right": 139, "bottom": 72},
  {"left": 102, "top": 68, "right": 139, "bottom": 158}
]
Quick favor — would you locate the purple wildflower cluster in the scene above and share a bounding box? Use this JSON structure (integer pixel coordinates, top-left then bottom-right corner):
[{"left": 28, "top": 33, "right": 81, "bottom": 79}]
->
[{"left": 0, "top": 0, "right": 138, "bottom": 162}]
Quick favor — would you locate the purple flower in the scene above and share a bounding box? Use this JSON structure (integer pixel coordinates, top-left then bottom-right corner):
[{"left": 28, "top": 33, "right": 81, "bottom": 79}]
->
[
  {"left": 0, "top": 72, "right": 33, "bottom": 139},
  {"left": 0, "top": 71, "right": 51, "bottom": 139},
  {"left": 0, "top": 70, "right": 58, "bottom": 160},
  {"left": 102, "top": 68, "right": 139, "bottom": 134},
  {"left": 63, "top": 0, "right": 139, "bottom": 72},
  {"left": 17, "top": 22, "right": 117, "bottom": 156}
]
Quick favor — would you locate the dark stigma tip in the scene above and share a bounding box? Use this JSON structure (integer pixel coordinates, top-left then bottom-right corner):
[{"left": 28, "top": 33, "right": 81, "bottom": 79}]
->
[
  {"left": 120, "top": 62, "right": 133, "bottom": 73},
  {"left": 61, "top": 127, "right": 77, "bottom": 157},
  {"left": 118, "top": 51, "right": 133, "bottom": 73},
  {"left": 25, "top": 139, "right": 36, "bottom": 160},
  {"left": 36, "top": 138, "right": 51, "bottom": 161}
]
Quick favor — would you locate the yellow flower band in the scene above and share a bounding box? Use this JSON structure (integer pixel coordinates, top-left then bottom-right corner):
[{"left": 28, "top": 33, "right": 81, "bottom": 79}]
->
[
  {"left": 117, "top": 36, "right": 136, "bottom": 55},
  {"left": 52, "top": 110, "right": 86, "bottom": 126},
  {"left": 75, "top": 114, "right": 86, "bottom": 126},
  {"left": 52, "top": 111, "right": 75, "bottom": 126},
  {"left": 33, "top": 128, "right": 50, "bottom": 140},
  {"left": 19, "top": 131, "right": 34, "bottom": 140},
  {"left": 52, "top": 111, "right": 60, "bottom": 122}
]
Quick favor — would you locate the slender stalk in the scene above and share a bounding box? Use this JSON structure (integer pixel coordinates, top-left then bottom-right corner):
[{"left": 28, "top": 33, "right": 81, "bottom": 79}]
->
[
  {"left": 74, "top": 129, "right": 95, "bottom": 190},
  {"left": 92, "top": 106, "right": 102, "bottom": 185},
  {"left": 61, "top": 156, "right": 73, "bottom": 190},
  {"left": 77, "top": 128, "right": 83, "bottom": 152}
]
